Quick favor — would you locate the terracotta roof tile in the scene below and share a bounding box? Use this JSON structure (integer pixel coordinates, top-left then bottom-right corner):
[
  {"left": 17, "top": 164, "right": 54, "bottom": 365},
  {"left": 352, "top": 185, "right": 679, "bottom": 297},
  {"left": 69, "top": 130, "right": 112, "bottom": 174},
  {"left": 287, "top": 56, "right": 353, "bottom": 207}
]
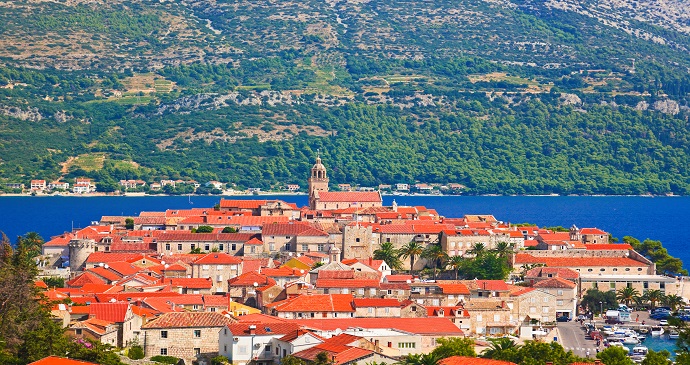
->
[
  {"left": 515, "top": 253, "right": 647, "bottom": 267},
  {"left": 316, "top": 191, "right": 382, "bottom": 203},
  {"left": 229, "top": 322, "right": 300, "bottom": 335},
  {"left": 193, "top": 253, "right": 242, "bottom": 265},
  {"left": 67, "top": 272, "right": 106, "bottom": 288},
  {"left": 29, "top": 356, "right": 101, "bottom": 365},
  {"left": 316, "top": 279, "right": 380, "bottom": 289},
  {"left": 262, "top": 222, "right": 329, "bottom": 237},
  {"left": 580, "top": 228, "right": 608, "bottom": 235},
  {"left": 228, "top": 272, "right": 275, "bottom": 287},
  {"left": 142, "top": 312, "right": 236, "bottom": 329},
  {"left": 533, "top": 277, "right": 577, "bottom": 289},
  {"left": 89, "top": 302, "right": 129, "bottom": 322},
  {"left": 162, "top": 278, "right": 213, "bottom": 289},
  {"left": 585, "top": 244, "right": 632, "bottom": 250},
  {"left": 265, "top": 294, "right": 355, "bottom": 312},
  {"left": 440, "top": 356, "right": 517, "bottom": 365},
  {"left": 438, "top": 283, "right": 471, "bottom": 295},
  {"left": 353, "top": 298, "right": 401, "bottom": 307},
  {"left": 475, "top": 280, "right": 510, "bottom": 291},
  {"left": 292, "top": 317, "right": 464, "bottom": 335},
  {"left": 86, "top": 267, "right": 123, "bottom": 282}
]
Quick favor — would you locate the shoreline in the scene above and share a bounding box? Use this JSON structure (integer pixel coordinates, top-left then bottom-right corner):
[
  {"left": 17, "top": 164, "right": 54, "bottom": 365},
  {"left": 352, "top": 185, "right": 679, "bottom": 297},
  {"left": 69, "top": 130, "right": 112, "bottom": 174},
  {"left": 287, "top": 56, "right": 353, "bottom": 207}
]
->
[{"left": 0, "top": 192, "right": 682, "bottom": 198}]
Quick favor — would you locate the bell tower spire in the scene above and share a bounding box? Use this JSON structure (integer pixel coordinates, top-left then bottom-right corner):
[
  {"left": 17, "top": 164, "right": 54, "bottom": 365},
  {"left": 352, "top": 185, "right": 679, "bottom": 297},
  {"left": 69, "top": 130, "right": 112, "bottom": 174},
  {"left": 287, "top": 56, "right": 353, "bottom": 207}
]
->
[{"left": 309, "top": 152, "right": 329, "bottom": 209}]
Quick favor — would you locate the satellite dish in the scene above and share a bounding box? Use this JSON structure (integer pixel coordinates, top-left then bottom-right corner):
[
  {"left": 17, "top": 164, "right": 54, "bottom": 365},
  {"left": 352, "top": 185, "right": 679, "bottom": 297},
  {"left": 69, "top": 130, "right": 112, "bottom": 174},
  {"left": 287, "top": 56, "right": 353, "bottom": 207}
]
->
[
  {"left": 161, "top": 261, "right": 166, "bottom": 265},
  {"left": 104, "top": 264, "right": 109, "bottom": 269},
  {"left": 99, "top": 263, "right": 104, "bottom": 267},
  {"left": 169, "top": 252, "right": 173, "bottom": 256},
  {"left": 165, "top": 264, "right": 170, "bottom": 269},
  {"left": 289, "top": 252, "right": 293, "bottom": 257},
  {"left": 300, "top": 270, "right": 305, "bottom": 274},
  {"left": 253, "top": 282, "right": 259, "bottom": 287},
  {"left": 406, "top": 279, "right": 412, "bottom": 284}
]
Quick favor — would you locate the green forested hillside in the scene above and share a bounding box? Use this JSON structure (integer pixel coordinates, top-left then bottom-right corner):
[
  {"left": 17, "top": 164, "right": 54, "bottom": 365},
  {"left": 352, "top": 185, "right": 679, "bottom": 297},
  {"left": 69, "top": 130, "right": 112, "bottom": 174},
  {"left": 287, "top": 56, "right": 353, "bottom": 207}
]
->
[{"left": 1, "top": 0, "right": 690, "bottom": 194}]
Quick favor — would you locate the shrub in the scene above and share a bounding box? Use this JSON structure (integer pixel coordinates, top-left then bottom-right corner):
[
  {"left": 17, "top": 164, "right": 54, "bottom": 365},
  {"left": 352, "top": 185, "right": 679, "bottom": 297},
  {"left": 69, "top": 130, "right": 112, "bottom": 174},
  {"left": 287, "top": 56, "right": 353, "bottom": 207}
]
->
[
  {"left": 211, "top": 355, "right": 229, "bottom": 365},
  {"left": 127, "top": 345, "right": 145, "bottom": 360},
  {"left": 150, "top": 355, "right": 180, "bottom": 364}
]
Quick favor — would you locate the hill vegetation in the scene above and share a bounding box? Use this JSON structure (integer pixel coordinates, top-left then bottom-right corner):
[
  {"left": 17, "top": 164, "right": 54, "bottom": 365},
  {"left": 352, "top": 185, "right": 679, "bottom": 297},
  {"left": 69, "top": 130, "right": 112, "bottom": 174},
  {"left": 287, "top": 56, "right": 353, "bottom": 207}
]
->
[{"left": 1, "top": 0, "right": 690, "bottom": 194}]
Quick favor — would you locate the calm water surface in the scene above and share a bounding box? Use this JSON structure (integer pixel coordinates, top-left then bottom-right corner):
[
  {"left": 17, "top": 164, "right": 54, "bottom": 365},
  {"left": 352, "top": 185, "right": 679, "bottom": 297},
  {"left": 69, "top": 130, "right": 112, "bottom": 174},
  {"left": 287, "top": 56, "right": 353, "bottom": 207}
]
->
[{"left": 1, "top": 195, "right": 688, "bottom": 267}]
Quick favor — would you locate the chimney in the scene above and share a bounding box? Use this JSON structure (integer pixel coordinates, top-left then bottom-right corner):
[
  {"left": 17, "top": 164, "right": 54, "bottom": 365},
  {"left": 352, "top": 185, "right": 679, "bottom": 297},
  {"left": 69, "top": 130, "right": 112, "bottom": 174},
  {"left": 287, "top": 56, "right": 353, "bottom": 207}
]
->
[{"left": 249, "top": 324, "right": 256, "bottom": 335}]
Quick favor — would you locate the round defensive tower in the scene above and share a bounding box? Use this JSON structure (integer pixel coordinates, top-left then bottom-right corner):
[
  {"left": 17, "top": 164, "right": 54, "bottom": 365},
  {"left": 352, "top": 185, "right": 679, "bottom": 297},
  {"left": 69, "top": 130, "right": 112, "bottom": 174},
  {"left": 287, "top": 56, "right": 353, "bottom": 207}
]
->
[{"left": 68, "top": 238, "right": 95, "bottom": 271}]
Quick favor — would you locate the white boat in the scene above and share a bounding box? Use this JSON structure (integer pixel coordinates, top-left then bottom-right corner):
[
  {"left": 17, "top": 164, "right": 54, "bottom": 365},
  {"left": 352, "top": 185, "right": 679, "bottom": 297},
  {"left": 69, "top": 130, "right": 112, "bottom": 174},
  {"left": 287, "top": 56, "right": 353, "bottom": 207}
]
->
[
  {"left": 632, "top": 346, "right": 648, "bottom": 355},
  {"left": 651, "top": 326, "right": 664, "bottom": 336},
  {"left": 669, "top": 329, "right": 679, "bottom": 339},
  {"left": 638, "top": 326, "right": 649, "bottom": 334},
  {"left": 623, "top": 336, "right": 640, "bottom": 345}
]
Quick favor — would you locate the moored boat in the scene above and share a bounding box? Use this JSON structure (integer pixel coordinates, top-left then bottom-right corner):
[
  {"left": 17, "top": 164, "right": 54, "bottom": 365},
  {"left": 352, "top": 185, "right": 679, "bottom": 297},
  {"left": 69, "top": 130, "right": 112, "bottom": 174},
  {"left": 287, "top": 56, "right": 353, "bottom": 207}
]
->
[{"left": 651, "top": 326, "right": 664, "bottom": 336}]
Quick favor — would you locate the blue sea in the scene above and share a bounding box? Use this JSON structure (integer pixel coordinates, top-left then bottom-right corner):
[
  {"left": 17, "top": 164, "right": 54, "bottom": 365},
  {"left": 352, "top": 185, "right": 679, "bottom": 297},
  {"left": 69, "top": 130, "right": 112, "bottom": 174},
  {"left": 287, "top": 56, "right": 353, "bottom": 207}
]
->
[{"left": 1, "top": 195, "right": 689, "bottom": 268}]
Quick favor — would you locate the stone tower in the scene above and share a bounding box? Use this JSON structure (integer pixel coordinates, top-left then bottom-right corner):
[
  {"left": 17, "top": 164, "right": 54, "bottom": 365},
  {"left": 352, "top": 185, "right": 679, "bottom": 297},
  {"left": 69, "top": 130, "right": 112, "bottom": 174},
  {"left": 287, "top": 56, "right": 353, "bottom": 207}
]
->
[
  {"left": 308, "top": 155, "right": 329, "bottom": 209},
  {"left": 569, "top": 224, "right": 581, "bottom": 242},
  {"left": 68, "top": 238, "right": 96, "bottom": 272}
]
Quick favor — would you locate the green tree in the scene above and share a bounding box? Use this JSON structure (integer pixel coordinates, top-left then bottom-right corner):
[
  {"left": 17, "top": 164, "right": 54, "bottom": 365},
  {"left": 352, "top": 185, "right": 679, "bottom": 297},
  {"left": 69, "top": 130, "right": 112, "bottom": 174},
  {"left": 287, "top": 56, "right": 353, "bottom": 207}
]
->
[
  {"left": 128, "top": 345, "right": 145, "bottom": 360},
  {"left": 396, "top": 353, "right": 440, "bottom": 365},
  {"left": 596, "top": 346, "right": 634, "bottom": 365},
  {"left": 468, "top": 242, "right": 486, "bottom": 257},
  {"left": 125, "top": 218, "right": 134, "bottom": 230},
  {"left": 314, "top": 352, "right": 335, "bottom": 365},
  {"left": 481, "top": 337, "right": 519, "bottom": 361},
  {"left": 222, "top": 226, "right": 238, "bottom": 233},
  {"left": 196, "top": 225, "right": 214, "bottom": 233},
  {"left": 616, "top": 287, "right": 640, "bottom": 307},
  {"left": 662, "top": 294, "right": 684, "bottom": 311},
  {"left": 399, "top": 241, "right": 425, "bottom": 275},
  {"left": 501, "top": 341, "right": 581, "bottom": 365},
  {"left": 281, "top": 355, "right": 306, "bottom": 365},
  {"left": 446, "top": 255, "right": 465, "bottom": 280},
  {"left": 18, "top": 232, "right": 44, "bottom": 259},
  {"left": 43, "top": 276, "right": 65, "bottom": 288},
  {"left": 580, "top": 288, "right": 617, "bottom": 315},
  {"left": 430, "top": 337, "right": 476, "bottom": 359},
  {"left": 422, "top": 244, "right": 447, "bottom": 280},
  {"left": 640, "top": 350, "right": 672, "bottom": 365},
  {"left": 641, "top": 289, "right": 664, "bottom": 310},
  {"left": 494, "top": 241, "right": 514, "bottom": 258},
  {"left": 373, "top": 242, "right": 403, "bottom": 271}
]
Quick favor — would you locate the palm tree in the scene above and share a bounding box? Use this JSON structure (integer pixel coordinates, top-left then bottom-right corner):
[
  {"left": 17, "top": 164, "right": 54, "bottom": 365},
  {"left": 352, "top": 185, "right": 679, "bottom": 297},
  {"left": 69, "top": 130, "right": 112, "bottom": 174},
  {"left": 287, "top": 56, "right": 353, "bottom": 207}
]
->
[
  {"left": 663, "top": 294, "right": 685, "bottom": 311},
  {"left": 396, "top": 353, "right": 440, "bottom": 365},
  {"left": 422, "top": 244, "right": 448, "bottom": 280},
  {"left": 481, "top": 337, "right": 519, "bottom": 361},
  {"left": 616, "top": 287, "right": 640, "bottom": 307},
  {"left": 373, "top": 242, "right": 403, "bottom": 271},
  {"left": 644, "top": 289, "right": 664, "bottom": 310},
  {"left": 494, "top": 241, "right": 515, "bottom": 258},
  {"left": 468, "top": 242, "right": 486, "bottom": 257},
  {"left": 446, "top": 255, "right": 465, "bottom": 280},
  {"left": 399, "top": 241, "right": 425, "bottom": 275}
]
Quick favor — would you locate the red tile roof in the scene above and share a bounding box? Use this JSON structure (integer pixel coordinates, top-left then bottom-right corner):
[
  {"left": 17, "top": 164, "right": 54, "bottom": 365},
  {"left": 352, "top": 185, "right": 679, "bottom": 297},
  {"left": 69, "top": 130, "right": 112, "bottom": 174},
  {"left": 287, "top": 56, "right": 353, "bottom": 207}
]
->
[
  {"left": 203, "top": 295, "right": 230, "bottom": 307},
  {"left": 86, "top": 267, "right": 123, "bottom": 282},
  {"left": 580, "top": 228, "right": 608, "bottom": 235},
  {"left": 89, "top": 302, "right": 130, "bottom": 322},
  {"left": 438, "top": 283, "right": 471, "bottom": 295},
  {"left": 509, "top": 287, "right": 536, "bottom": 297},
  {"left": 476, "top": 280, "right": 510, "bottom": 291},
  {"left": 426, "top": 306, "right": 469, "bottom": 317},
  {"left": 293, "top": 317, "right": 464, "bottom": 335},
  {"left": 375, "top": 224, "right": 455, "bottom": 234},
  {"left": 384, "top": 274, "right": 413, "bottom": 283},
  {"left": 533, "top": 277, "right": 577, "bottom": 289},
  {"left": 316, "top": 191, "right": 382, "bottom": 203},
  {"left": 162, "top": 278, "right": 213, "bottom": 289},
  {"left": 245, "top": 237, "right": 263, "bottom": 245},
  {"left": 262, "top": 222, "right": 329, "bottom": 237},
  {"left": 228, "top": 272, "right": 275, "bottom": 287},
  {"left": 193, "top": 253, "right": 242, "bottom": 265},
  {"left": 142, "top": 312, "right": 236, "bottom": 328},
  {"left": 219, "top": 199, "right": 267, "bottom": 209},
  {"left": 265, "top": 294, "right": 355, "bottom": 313},
  {"left": 524, "top": 267, "right": 579, "bottom": 280},
  {"left": 262, "top": 267, "right": 305, "bottom": 277},
  {"left": 30, "top": 356, "right": 101, "bottom": 365},
  {"left": 523, "top": 239, "right": 539, "bottom": 247},
  {"left": 35, "top": 280, "right": 48, "bottom": 289},
  {"left": 85, "top": 253, "right": 158, "bottom": 264},
  {"left": 440, "top": 356, "right": 517, "bottom": 365},
  {"left": 585, "top": 244, "right": 632, "bottom": 250},
  {"left": 229, "top": 322, "right": 300, "bottom": 336},
  {"left": 538, "top": 232, "right": 571, "bottom": 241},
  {"left": 67, "top": 272, "right": 106, "bottom": 288},
  {"left": 515, "top": 253, "right": 647, "bottom": 267},
  {"left": 316, "top": 279, "right": 380, "bottom": 289}
]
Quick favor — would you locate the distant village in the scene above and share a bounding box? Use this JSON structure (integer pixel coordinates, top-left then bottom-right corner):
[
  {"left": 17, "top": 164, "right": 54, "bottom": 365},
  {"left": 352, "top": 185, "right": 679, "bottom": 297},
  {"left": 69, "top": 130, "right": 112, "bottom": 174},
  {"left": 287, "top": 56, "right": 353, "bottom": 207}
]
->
[
  {"left": 34, "top": 157, "right": 679, "bottom": 365},
  {"left": 6, "top": 175, "right": 465, "bottom": 196}
]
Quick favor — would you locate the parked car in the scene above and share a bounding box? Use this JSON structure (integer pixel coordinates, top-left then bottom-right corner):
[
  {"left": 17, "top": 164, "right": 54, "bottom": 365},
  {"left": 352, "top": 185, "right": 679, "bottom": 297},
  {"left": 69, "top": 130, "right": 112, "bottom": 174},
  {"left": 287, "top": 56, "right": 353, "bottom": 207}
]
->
[
  {"left": 651, "top": 312, "right": 671, "bottom": 320},
  {"left": 659, "top": 319, "right": 669, "bottom": 326},
  {"left": 653, "top": 307, "right": 672, "bottom": 314},
  {"left": 605, "top": 318, "right": 624, "bottom": 325},
  {"left": 557, "top": 316, "right": 571, "bottom": 322}
]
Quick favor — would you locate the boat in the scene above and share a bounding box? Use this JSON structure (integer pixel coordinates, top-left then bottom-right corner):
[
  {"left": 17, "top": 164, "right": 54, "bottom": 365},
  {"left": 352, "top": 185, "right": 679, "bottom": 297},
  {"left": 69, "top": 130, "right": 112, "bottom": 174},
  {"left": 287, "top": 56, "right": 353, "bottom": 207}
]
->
[
  {"left": 650, "top": 326, "right": 664, "bottom": 336},
  {"left": 669, "top": 329, "right": 679, "bottom": 339},
  {"left": 638, "top": 326, "right": 649, "bottom": 334},
  {"left": 632, "top": 346, "right": 648, "bottom": 356},
  {"left": 623, "top": 336, "right": 640, "bottom": 345}
]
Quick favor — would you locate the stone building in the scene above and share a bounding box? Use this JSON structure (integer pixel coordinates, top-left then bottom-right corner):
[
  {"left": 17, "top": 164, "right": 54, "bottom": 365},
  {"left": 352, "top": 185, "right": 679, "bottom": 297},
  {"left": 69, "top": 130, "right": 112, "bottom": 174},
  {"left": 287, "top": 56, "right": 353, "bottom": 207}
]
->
[
  {"left": 141, "top": 312, "right": 236, "bottom": 362},
  {"left": 308, "top": 156, "right": 383, "bottom": 210}
]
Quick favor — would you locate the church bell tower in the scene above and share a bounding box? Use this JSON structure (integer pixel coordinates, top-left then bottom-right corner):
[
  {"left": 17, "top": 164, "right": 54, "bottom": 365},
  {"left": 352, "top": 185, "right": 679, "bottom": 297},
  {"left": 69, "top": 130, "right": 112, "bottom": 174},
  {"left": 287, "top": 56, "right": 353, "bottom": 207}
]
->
[{"left": 309, "top": 154, "right": 329, "bottom": 209}]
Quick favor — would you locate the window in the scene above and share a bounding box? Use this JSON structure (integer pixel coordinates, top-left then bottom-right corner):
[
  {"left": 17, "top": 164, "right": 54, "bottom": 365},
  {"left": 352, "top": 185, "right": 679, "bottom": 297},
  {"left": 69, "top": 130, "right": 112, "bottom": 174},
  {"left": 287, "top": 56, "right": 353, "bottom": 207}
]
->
[
  {"left": 232, "top": 244, "right": 237, "bottom": 251},
  {"left": 191, "top": 244, "right": 196, "bottom": 250},
  {"left": 610, "top": 282, "right": 616, "bottom": 289},
  {"left": 217, "top": 265, "right": 224, "bottom": 270},
  {"left": 165, "top": 244, "right": 171, "bottom": 251},
  {"left": 194, "top": 348, "right": 201, "bottom": 356},
  {"left": 224, "top": 328, "right": 227, "bottom": 335},
  {"left": 269, "top": 244, "right": 275, "bottom": 251},
  {"left": 265, "top": 345, "right": 271, "bottom": 352},
  {"left": 358, "top": 288, "right": 364, "bottom": 295},
  {"left": 386, "top": 238, "right": 390, "bottom": 243},
  {"left": 161, "top": 330, "right": 168, "bottom": 338},
  {"left": 638, "top": 268, "right": 643, "bottom": 271},
  {"left": 600, "top": 268, "right": 606, "bottom": 272},
  {"left": 160, "top": 348, "right": 168, "bottom": 356},
  {"left": 203, "top": 265, "right": 210, "bottom": 270},
  {"left": 432, "top": 299, "right": 440, "bottom": 306},
  {"left": 530, "top": 307, "right": 536, "bottom": 313},
  {"left": 588, "top": 269, "right": 593, "bottom": 272},
  {"left": 543, "top": 297, "right": 548, "bottom": 303},
  {"left": 613, "top": 268, "right": 618, "bottom": 272},
  {"left": 217, "top": 275, "right": 223, "bottom": 282},
  {"left": 542, "top": 306, "right": 550, "bottom": 313},
  {"left": 411, "top": 306, "right": 417, "bottom": 312},
  {"left": 557, "top": 290, "right": 563, "bottom": 296},
  {"left": 318, "top": 244, "right": 324, "bottom": 251},
  {"left": 285, "top": 244, "right": 291, "bottom": 250},
  {"left": 370, "top": 288, "right": 377, "bottom": 296},
  {"left": 211, "top": 307, "right": 216, "bottom": 312},
  {"left": 398, "top": 342, "right": 416, "bottom": 349},
  {"left": 494, "top": 314, "right": 500, "bottom": 322},
  {"left": 530, "top": 297, "right": 535, "bottom": 303},
  {"left": 76, "top": 329, "right": 82, "bottom": 335},
  {"left": 385, "top": 307, "right": 390, "bottom": 314},
  {"left": 224, "top": 345, "right": 227, "bottom": 353},
  {"left": 477, "top": 314, "right": 483, "bottom": 322},
  {"left": 557, "top": 300, "right": 564, "bottom": 306},
  {"left": 178, "top": 244, "right": 183, "bottom": 251},
  {"left": 239, "top": 346, "right": 248, "bottom": 354},
  {"left": 251, "top": 246, "right": 256, "bottom": 253},
  {"left": 205, "top": 244, "right": 210, "bottom": 251},
  {"left": 368, "top": 307, "right": 373, "bottom": 313},
  {"left": 219, "top": 244, "right": 224, "bottom": 251},
  {"left": 193, "top": 305, "right": 200, "bottom": 310},
  {"left": 302, "top": 244, "right": 308, "bottom": 251},
  {"left": 644, "top": 282, "right": 649, "bottom": 289}
]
